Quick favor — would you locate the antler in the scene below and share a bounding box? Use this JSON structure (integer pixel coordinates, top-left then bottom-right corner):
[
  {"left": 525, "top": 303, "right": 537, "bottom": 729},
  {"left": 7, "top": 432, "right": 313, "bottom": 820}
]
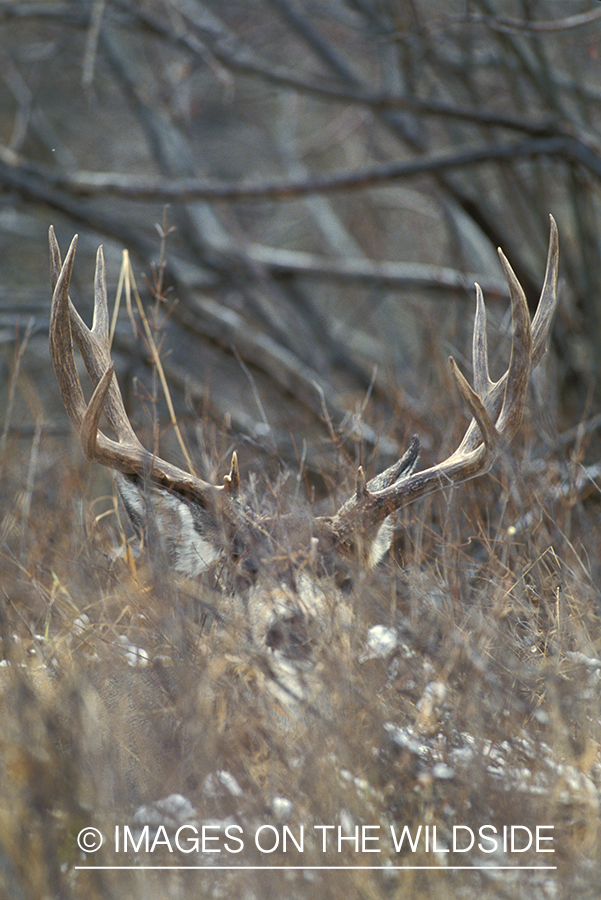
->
[
  {"left": 323, "top": 215, "right": 559, "bottom": 551},
  {"left": 48, "top": 227, "right": 230, "bottom": 510},
  {"left": 49, "top": 218, "right": 559, "bottom": 572}
]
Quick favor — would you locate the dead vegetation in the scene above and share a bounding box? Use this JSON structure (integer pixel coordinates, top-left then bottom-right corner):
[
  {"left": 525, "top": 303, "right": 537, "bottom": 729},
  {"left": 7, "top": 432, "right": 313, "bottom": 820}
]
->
[{"left": 2, "top": 312, "right": 601, "bottom": 898}]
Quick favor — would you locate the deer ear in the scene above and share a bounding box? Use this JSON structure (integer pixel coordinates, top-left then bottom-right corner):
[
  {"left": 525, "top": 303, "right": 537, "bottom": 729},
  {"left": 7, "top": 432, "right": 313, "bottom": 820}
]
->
[
  {"left": 367, "top": 517, "right": 394, "bottom": 569},
  {"left": 116, "top": 474, "right": 223, "bottom": 578}
]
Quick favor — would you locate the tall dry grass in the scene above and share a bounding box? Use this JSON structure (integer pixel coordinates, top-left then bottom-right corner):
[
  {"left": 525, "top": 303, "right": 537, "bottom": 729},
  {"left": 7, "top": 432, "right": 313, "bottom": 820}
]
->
[{"left": 1, "top": 331, "right": 600, "bottom": 899}]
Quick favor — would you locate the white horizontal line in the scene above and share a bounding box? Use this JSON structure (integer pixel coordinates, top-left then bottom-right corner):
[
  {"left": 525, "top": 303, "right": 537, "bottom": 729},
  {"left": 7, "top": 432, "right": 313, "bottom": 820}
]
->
[{"left": 75, "top": 865, "right": 558, "bottom": 871}]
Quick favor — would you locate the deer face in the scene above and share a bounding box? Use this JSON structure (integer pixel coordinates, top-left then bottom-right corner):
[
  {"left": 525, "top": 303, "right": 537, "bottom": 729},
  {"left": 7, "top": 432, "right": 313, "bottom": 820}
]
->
[{"left": 115, "top": 471, "right": 381, "bottom": 686}]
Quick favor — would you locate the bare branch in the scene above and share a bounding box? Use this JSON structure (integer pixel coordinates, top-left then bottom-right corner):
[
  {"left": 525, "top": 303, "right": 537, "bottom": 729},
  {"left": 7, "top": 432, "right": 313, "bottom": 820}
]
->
[{"left": 4, "top": 136, "right": 597, "bottom": 203}]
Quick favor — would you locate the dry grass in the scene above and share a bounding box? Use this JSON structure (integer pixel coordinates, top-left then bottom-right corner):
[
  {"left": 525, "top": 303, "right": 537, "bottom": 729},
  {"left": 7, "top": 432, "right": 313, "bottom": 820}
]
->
[{"left": 1, "top": 385, "right": 600, "bottom": 900}]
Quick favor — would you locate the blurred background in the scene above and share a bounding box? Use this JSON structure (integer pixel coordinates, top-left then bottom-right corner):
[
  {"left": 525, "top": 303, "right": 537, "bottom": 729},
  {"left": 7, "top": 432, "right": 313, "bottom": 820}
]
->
[{"left": 1, "top": 0, "right": 600, "bottom": 491}]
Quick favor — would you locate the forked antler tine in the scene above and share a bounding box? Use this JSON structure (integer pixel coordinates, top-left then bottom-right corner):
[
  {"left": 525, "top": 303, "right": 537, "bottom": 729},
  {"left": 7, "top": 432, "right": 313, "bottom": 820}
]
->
[
  {"left": 448, "top": 218, "right": 557, "bottom": 470},
  {"left": 335, "top": 436, "right": 421, "bottom": 519},
  {"left": 455, "top": 277, "right": 524, "bottom": 458},
  {"left": 69, "top": 246, "right": 144, "bottom": 450},
  {"left": 49, "top": 228, "right": 142, "bottom": 452},
  {"left": 479, "top": 215, "right": 557, "bottom": 397},
  {"left": 49, "top": 229, "right": 224, "bottom": 509},
  {"left": 325, "top": 216, "right": 559, "bottom": 539},
  {"left": 448, "top": 357, "right": 498, "bottom": 453},
  {"left": 457, "top": 221, "right": 554, "bottom": 457},
  {"left": 365, "top": 435, "right": 420, "bottom": 492}
]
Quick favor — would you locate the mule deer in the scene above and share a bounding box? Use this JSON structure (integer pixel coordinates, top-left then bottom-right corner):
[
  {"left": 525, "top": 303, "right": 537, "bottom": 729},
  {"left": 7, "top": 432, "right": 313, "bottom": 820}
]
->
[{"left": 48, "top": 219, "right": 558, "bottom": 701}]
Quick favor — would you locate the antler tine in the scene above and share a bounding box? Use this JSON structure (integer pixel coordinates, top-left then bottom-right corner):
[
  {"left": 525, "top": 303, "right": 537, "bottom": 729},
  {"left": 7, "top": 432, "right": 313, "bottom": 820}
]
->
[
  {"left": 49, "top": 232, "right": 88, "bottom": 432},
  {"left": 453, "top": 217, "right": 558, "bottom": 461},
  {"left": 49, "top": 228, "right": 145, "bottom": 455},
  {"left": 493, "top": 249, "right": 532, "bottom": 438},
  {"left": 49, "top": 229, "right": 224, "bottom": 509},
  {"left": 68, "top": 243, "right": 143, "bottom": 450},
  {"left": 49, "top": 224, "right": 63, "bottom": 295},
  {"left": 531, "top": 214, "right": 559, "bottom": 367},
  {"left": 448, "top": 357, "right": 499, "bottom": 454},
  {"left": 454, "top": 241, "right": 532, "bottom": 458},
  {"left": 323, "top": 216, "right": 559, "bottom": 541},
  {"left": 472, "top": 285, "right": 492, "bottom": 400}
]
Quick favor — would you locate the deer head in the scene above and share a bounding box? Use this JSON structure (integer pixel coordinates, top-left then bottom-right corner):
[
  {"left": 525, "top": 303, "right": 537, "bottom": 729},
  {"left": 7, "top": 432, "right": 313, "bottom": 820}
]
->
[{"left": 49, "top": 219, "right": 558, "bottom": 700}]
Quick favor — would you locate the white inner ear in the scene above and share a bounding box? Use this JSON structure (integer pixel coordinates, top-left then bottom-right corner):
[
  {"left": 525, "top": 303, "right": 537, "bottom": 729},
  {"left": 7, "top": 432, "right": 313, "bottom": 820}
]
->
[
  {"left": 169, "top": 498, "right": 222, "bottom": 576},
  {"left": 368, "top": 516, "right": 394, "bottom": 569},
  {"left": 116, "top": 475, "right": 221, "bottom": 577}
]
